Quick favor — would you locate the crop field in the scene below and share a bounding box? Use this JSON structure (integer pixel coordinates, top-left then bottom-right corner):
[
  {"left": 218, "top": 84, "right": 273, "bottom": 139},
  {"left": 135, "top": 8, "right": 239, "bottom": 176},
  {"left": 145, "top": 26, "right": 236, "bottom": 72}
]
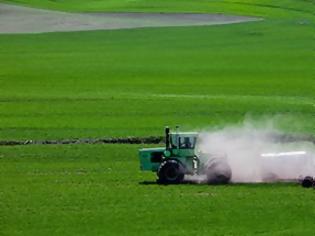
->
[
  {"left": 0, "top": 0, "right": 315, "bottom": 235},
  {"left": 0, "top": 20, "right": 314, "bottom": 140},
  {"left": 2, "top": 144, "right": 315, "bottom": 235}
]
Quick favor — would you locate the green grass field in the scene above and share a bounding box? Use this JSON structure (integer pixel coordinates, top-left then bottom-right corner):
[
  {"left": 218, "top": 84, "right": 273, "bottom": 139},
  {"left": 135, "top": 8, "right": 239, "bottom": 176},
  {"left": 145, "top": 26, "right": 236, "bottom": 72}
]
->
[
  {"left": 2, "top": 144, "right": 315, "bottom": 235},
  {"left": 0, "top": 18, "right": 314, "bottom": 140},
  {"left": 1, "top": 0, "right": 315, "bottom": 235},
  {"left": 2, "top": 0, "right": 315, "bottom": 18}
]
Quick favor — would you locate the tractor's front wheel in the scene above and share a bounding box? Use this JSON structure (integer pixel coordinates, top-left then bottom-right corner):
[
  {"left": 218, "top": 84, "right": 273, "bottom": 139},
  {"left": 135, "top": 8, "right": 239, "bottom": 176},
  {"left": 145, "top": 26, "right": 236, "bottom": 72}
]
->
[{"left": 157, "top": 159, "right": 185, "bottom": 184}]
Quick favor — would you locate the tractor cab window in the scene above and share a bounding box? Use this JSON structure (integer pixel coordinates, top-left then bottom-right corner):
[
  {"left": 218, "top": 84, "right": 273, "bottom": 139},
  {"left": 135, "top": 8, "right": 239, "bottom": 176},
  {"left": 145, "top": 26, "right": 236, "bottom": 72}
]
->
[
  {"left": 179, "top": 136, "right": 196, "bottom": 149},
  {"left": 170, "top": 133, "right": 197, "bottom": 149}
]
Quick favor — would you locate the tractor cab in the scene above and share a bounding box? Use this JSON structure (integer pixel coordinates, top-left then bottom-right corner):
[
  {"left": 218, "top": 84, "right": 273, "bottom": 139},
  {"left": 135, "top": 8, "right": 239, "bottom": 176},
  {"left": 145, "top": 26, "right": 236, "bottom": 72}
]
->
[
  {"left": 167, "top": 129, "right": 198, "bottom": 158},
  {"left": 170, "top": 132, "right": 197, "bottom": 149}
]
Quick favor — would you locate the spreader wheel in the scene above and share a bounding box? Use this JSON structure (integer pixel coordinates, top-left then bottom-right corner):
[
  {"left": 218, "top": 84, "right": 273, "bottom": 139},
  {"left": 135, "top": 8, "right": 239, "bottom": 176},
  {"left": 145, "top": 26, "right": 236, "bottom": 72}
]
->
[
  {"left": 206, "top": 159, "right": 232, "bottom": 185},
  {"left": 157, "top": 159, "right": 185, "bottom": 184},
  {"left": 301, "top": 176, "right": 314, "bottom": 188}
]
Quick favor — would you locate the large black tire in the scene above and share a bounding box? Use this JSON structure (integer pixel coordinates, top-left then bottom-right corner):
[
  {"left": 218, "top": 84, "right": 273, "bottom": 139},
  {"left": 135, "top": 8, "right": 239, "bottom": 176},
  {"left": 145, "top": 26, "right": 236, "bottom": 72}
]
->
[
  {"left": 302, "top": 176, "right": 314, "bottom": 188},
  {"left": 206, "top": 158, "right": 232, "bottom": 185},
  {"left": 157, "top": 159, "right": 185, "bottom": 184}
]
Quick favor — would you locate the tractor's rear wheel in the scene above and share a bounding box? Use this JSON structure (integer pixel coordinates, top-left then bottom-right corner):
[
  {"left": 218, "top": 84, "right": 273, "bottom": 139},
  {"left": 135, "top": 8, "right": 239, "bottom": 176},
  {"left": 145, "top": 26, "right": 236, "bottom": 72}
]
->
[
  {"left": 206, "top": 159, "right": 232, "bottom": 185},
  {"left": 157, "top": 159, "right": 185, "bottom": 184}
]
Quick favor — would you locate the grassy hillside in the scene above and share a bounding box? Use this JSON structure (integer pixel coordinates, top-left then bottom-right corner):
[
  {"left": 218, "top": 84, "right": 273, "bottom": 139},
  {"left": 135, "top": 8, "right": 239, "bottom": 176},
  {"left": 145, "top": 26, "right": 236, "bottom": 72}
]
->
[
  {"left": 2, "top": 144, "right": 315, "bottom": 235},
  {"left": 0, "top": 1, "right": 314, "bottom": 140},
  {"left": 2, "top": 0, "right": 315, "bottom": 19},
  {"left": 0, "top": 20, "right": 314, "bottom": 139}
]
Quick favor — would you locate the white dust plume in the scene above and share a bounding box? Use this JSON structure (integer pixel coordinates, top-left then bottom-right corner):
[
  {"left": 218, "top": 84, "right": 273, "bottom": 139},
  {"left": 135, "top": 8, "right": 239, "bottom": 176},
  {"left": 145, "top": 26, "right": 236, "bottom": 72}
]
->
[{"left": 196, "top": 121, "right": 315, "bottom": 183}]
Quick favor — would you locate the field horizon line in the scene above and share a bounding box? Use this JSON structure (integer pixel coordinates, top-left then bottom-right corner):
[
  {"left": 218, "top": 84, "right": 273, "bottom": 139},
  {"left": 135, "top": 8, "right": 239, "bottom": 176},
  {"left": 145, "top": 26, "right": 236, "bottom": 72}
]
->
[{"left": 0, "top": 133, "right": 314, "bottom": 146}]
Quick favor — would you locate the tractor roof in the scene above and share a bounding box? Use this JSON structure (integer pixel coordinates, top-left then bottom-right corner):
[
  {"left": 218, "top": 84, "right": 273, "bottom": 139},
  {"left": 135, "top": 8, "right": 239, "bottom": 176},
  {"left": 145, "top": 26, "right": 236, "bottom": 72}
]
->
[{"left": 170, "top": 131, "right": 199, "bottom": 136}]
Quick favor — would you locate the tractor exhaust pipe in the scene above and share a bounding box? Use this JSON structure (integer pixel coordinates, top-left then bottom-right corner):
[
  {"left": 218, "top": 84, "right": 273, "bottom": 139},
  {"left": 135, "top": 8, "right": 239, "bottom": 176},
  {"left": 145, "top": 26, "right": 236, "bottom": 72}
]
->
[{"left": 165, "top": 126, "right": 170, "bottom": 150}]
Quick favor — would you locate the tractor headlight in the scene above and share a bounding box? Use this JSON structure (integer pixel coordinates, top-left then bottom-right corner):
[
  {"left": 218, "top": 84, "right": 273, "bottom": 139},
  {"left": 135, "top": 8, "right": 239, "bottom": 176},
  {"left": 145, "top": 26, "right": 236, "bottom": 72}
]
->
[{"left": 164, "top": 150, "right": 171, "bottom": 157}]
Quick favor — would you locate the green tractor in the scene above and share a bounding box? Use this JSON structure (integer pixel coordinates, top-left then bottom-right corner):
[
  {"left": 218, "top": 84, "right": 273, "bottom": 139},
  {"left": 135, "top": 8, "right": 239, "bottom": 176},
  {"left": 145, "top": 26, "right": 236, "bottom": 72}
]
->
[{"left": 139, "top": 126, "right": 232, "bottom": 184}]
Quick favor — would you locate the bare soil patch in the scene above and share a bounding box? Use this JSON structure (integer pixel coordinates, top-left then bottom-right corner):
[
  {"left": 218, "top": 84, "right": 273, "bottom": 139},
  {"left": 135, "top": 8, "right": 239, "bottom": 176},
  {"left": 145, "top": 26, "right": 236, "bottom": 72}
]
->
[{"left": 0, "top": 3, "right": 261, "bottom": 34}]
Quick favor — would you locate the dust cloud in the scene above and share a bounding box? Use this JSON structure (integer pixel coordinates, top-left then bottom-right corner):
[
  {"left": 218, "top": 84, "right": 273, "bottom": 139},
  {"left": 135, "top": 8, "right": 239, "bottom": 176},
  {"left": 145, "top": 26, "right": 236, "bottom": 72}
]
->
[{"left": 196, "top": 121, "right": 315, "bottom": 183}]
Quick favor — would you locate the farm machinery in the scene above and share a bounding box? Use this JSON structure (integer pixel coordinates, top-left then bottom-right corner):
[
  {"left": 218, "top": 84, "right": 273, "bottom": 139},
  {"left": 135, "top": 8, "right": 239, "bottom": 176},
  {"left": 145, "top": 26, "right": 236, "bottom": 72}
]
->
[
  {"left": 139, "top": 126, "right": 315, "bottom": 187},
  {"left": 139, "top": 126, "right": 232, "bottom": 184}
]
